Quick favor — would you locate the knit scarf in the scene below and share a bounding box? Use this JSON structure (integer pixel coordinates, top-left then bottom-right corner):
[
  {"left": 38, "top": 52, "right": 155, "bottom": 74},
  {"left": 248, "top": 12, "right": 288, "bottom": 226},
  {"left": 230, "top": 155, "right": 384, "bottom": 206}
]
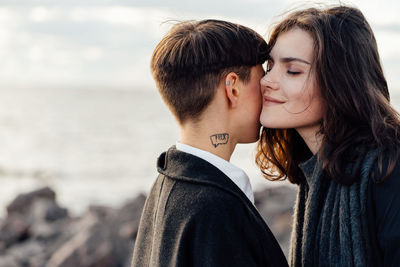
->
[{"left": 289, "top": 148, "right": 380, "bottom": 267}]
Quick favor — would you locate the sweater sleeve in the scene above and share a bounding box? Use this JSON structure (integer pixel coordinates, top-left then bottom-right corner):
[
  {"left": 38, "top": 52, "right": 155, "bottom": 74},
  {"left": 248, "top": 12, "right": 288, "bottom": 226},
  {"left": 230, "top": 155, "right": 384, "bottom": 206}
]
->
[{"left": 373, "top": 159, "right": 400, "bottom": 266}]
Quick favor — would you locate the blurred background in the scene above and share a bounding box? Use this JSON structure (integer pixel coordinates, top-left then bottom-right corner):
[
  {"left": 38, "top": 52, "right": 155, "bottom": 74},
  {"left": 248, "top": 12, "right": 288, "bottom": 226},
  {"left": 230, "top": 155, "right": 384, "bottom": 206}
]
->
[{"left": 0, "top": 0, "right": 399, "bottom": 216}]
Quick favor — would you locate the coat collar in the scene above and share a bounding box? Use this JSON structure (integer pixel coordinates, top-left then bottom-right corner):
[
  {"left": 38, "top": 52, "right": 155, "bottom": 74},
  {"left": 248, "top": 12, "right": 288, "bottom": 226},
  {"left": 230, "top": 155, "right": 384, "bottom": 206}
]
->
[{"left": 157, "top": 146, "right": 254, "bottom": 206}]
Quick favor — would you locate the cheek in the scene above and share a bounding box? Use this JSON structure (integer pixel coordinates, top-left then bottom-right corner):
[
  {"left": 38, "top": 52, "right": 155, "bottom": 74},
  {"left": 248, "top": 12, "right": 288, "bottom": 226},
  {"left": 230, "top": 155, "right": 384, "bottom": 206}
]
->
[
  {"left": 250, "top": 83, "right": 262, "bottom": 103},
  {"left": 283, "top": 79, "right": 310, "bottom": 101},
  {"left": 299, "top": 92, "right": 324, "bottom": 124},
  {"left": 241, "top": 83, "right": 262, "bottom": 121},
  {"left": 284, "top": 81, "right": 319, "bottom": 115},
  {"left": 312, "top": 97, "right": 325, "bottom": 119}
]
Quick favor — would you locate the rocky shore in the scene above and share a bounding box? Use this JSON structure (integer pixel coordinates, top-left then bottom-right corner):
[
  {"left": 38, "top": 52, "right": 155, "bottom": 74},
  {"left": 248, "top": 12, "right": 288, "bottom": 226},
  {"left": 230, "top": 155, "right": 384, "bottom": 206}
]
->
[{"left": 0, "top": 185, "right": 297, "bottom": 267}]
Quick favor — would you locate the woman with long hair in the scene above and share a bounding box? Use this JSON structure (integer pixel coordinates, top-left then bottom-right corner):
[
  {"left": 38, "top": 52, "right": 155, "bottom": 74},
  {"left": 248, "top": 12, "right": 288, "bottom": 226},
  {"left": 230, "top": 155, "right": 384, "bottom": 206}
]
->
[{"left": 257, "top": 5, "right": 400, "bottom": 266}]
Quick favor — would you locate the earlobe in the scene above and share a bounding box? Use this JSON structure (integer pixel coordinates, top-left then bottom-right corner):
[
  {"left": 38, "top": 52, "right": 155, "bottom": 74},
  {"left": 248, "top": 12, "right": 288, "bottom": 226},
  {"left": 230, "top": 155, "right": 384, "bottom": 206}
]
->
[{"left": 225, "top": 84, "right": 239, "bottom": 108}]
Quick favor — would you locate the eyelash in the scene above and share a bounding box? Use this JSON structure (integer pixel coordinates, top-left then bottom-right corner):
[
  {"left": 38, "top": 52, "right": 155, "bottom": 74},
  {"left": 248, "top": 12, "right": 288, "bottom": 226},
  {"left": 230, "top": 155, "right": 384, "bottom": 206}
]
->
[
  {"left": 265, "top": 61, "right": 302, "bottom": 75},
  {"left": 266, "top": 67, "right": 301, "bottom": 75},
  {"left": 287, "top": 70, "right": 301, "bottom": 75}
]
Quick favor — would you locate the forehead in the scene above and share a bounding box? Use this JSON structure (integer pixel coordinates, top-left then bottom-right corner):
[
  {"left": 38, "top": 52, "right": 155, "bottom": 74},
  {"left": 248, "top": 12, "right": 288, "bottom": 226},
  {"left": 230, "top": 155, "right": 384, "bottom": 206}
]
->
[{"left": 270, "top": 28, "right": 314, "bottom": 61}]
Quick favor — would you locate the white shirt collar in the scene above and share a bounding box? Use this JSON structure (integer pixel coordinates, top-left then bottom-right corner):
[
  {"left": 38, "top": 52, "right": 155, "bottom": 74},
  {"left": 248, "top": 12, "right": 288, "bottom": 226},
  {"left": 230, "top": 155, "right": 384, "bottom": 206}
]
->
[{"left": 176, "top": 142, "right": 255, "bottom": 204}]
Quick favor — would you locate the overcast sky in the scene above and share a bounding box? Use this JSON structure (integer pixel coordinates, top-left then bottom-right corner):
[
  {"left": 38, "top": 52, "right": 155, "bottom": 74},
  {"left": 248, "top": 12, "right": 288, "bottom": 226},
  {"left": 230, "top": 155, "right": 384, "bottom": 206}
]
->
[{"left": 1, "top": 0, "right": 399, "bottom": 92}]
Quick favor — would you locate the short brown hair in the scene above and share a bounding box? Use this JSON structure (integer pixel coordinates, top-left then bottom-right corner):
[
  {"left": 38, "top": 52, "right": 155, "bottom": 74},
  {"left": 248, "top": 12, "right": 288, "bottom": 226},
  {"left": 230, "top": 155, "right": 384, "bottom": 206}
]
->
[{"left": 151, "top": 19, "right": 268, "bottom": 123}]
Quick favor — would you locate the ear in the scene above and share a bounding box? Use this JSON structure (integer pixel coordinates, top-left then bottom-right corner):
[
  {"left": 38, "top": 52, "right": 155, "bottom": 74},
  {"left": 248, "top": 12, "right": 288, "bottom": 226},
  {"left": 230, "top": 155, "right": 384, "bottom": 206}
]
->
[{"left": 224, "top": 72, "right": 240, "bottom": 108}]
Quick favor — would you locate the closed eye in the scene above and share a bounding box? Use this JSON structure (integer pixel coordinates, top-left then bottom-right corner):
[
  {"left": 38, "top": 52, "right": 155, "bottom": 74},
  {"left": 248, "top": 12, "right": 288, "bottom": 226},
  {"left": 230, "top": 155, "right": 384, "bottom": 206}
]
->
[{"left": 287, "top": 70, "right": 301, "bottom": 75}]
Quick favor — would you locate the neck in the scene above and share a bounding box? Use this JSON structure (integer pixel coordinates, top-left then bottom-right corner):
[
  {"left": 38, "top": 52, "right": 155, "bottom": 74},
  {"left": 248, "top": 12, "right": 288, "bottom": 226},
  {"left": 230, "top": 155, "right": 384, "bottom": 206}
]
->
[
  {"left": 296, "top": 124, "right": 323, "bottom": 155},
  {"left": 179, "top": 122, "right": 236, "bottom": 162}
]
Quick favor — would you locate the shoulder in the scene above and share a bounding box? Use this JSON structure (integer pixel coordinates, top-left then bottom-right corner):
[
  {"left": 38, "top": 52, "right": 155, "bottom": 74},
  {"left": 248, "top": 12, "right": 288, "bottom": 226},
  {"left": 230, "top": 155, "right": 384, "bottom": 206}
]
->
[
  {"left": 368, "top": 150, "right": 400, "bottom": 225},
  {"left": 371, "top": 150, "right": 400, "bottom": 188},
  {"left": 366, "top": 149, "right": 400, "bottom": 265},
  {"left": 152, "top": 176, "right": 256, "bottom": 246},
  {"left": 163, "top": 176, "right": 248, "bottom": 220}
]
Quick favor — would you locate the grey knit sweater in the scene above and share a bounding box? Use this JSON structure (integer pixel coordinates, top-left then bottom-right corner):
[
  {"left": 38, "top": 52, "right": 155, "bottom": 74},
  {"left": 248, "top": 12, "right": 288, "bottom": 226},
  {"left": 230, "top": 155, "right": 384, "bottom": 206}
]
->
[{"left": 290, "top": 149, "right": 380, "bottom": 267}]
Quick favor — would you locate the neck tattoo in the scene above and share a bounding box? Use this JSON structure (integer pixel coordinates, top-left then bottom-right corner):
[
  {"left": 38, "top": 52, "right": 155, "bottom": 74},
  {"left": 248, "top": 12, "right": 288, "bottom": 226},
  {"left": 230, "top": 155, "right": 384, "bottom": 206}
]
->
[{"left": 210, "top": 133, "right": 229, "bottom": 148}]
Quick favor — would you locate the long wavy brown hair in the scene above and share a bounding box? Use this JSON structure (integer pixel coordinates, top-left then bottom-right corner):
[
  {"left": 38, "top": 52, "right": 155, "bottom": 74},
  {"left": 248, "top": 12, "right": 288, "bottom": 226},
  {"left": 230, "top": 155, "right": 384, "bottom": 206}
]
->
[{"left": 256, "top": 6, "right": 400, "bottom": 185}]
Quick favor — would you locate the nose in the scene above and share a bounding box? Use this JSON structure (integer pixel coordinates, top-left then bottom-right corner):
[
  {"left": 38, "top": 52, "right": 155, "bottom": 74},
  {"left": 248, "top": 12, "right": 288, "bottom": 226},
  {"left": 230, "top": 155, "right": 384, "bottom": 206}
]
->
[{"left": 260, "top": 73, "right": 279, "bottom": 92}]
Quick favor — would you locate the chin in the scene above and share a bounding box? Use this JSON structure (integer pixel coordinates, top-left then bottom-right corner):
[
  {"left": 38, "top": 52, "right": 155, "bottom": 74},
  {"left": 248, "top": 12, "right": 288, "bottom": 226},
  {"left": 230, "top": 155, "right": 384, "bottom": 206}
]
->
[{"left": 260, "top": 118, "right": 282, "bottom": 129}]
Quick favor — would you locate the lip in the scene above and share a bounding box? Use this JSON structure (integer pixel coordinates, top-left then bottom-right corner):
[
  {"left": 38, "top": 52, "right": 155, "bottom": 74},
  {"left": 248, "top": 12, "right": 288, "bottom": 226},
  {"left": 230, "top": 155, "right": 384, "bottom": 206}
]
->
[{"left": 263, "top": 96, "right": 285, "bottom": 106}]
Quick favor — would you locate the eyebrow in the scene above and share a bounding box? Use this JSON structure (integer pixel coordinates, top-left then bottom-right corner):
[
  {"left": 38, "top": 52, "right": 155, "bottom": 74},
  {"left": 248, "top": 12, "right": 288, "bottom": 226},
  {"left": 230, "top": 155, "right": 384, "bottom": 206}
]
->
[{"left": 269, "top": 55, "right": 311, "bottom": 65}]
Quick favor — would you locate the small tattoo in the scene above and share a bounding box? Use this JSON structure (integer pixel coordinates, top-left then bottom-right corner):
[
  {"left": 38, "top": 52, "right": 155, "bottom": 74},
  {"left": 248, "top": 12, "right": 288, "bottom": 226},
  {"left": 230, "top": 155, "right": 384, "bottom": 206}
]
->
[{"left": 210, "top": 133, "right": 229, "bottom": 148}]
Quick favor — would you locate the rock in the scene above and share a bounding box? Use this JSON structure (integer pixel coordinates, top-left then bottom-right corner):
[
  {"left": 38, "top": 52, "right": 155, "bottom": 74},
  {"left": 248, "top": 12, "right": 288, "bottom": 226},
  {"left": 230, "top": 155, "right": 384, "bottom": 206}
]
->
[
  {"left": 29, "top": 198, "right": 68, "bottom": 222},
  {"left": 47, "top": 194, "right": 146, "bottom": 267},
  {"left": 30, "top": 219, "right": 66, "bottom": 241},
  {"left": 118, "top": 194, "right": 146, "bottom": 221},
  {"left": 41, "top": 214, "right": 98, "bottom": 264},
  {"left": 254, "top": 185, "right": 297, "bottom": 258},
  {"left": 88, "top": 205, "right": 115, "bottom": 220},
  {"left": 7, "top": 187, "right": 56, "bottom": 215},
  {"left": 107, "top": 194, "right": 146, "bottom": 264},
  {"left": 119, "top": 221, "right": 139, "bottom": 240},
  {"left": 0, "top": 214, "right": 30, "bottom": 248},
  {"left": 7, "top": 240, "right": 46, "bottom": 266},
  {"left": 0, "top": 255, "right": 19, "bottom": 267},
  {"left": 46, "top": 217, "right": 112, "bottom": 267},
  {"left": 0, "top": 185, "right": 298, "bottom": 266}
]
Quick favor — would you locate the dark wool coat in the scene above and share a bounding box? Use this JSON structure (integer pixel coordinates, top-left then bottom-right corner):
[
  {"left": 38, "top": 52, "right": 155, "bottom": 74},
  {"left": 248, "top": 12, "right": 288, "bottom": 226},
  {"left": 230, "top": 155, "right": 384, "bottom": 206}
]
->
[{"left": 131, "top": 146, "right": 288, "bottom": 267}]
